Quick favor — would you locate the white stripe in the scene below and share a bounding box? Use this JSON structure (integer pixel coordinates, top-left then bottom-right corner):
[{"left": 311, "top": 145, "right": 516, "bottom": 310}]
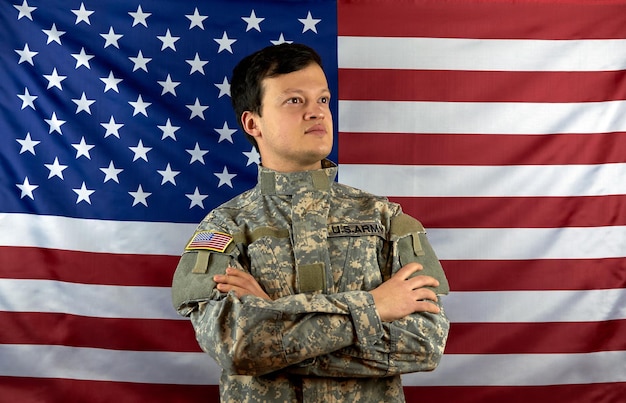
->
[
  {"left": 427, "top": 227, "right": 626, "bottom": 260},
  {"left": 0, "top": 279, "right": 181, "bottom": 320},
  {"left": 402, "top": 350, "right": 626, "bottom": 386},
  {"left": 338, "top": 36, "right": 626, "bottom": 71},
  {"left": 338, "top": 163, "right": 626, "bottom": 197},
  {"left": 0, "top": 213, "right": 196, "bottom": 254},
  {"left": 444, "top": 289, "right": 626, "bottom": 323},
  {"left": 2, "top": 344, "right": 623, "bottom": 387},
  {"left": 0, "top": 345, "right": 219, "bottom": 385},
  {"left": 338, "top": 100, "right": 626, "bottom": 135},
  {"left": 2, "top": 279, "right": 624, "bottom": 324}
]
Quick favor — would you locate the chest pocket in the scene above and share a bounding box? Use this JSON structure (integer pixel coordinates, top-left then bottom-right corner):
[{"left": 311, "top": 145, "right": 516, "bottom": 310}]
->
[
  {"left": 248, "top": 233, "right": 296, "bottom": 300},
  {"left": 327, "top": 222, "right": 388, "bottom": 292}
]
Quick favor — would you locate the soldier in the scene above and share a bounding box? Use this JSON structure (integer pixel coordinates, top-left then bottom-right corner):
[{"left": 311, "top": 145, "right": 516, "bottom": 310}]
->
[{"left": 171, "top": 43, "right": 450, "bottom": 402}]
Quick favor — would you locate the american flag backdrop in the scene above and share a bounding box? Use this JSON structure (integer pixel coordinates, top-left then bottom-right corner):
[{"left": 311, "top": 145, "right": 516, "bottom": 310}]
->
[{"left": 1, "top": 0, "right": 625, "bottom": 402}]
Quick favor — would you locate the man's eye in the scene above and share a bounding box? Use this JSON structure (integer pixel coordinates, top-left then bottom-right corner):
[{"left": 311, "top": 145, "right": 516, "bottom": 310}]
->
[
  {"left": 286, "top": 97, "right": 301, "bottom": 104},
  {"left": 319, "top": 96, "right": 329, "bottom": 104}
]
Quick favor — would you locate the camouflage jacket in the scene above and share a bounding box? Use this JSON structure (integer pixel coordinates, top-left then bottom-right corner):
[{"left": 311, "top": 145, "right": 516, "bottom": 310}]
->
[{"left": 172, "top": 161, "right": 450, "bottom": 402}]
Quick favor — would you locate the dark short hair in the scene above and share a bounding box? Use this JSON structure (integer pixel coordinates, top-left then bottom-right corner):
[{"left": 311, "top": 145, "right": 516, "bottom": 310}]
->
[{"left": 230, "top": 43, "right": 323, "bottom": 149}]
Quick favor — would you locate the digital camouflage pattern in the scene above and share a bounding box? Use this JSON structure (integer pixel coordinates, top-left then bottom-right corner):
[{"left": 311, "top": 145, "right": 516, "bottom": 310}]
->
[{"left": 172, "top": 160, "right": 450, "bottom": 402}]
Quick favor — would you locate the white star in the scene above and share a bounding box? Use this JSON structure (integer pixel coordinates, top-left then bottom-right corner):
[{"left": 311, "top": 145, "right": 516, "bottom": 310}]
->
[
  {"left": 72, "top": 136, "right": 95, "bottom": 159},
  {"left": 242, "top": 10, "right": 264, "bottom": 32},
  {"left": 129, "top": 139, "right": 152, "bottom": 162},
  {"left": 44, "top": 112, "right": 66, "bottom": 134},
  {"left": 186, "top": 53, "right": 208, "bottom": 75},
  {"left": 14, "top": 0, "right": 36, "bottom": 21},
  {"left": 44, "top": 157, "right": 68, "bottom": 179},
  {"left": 215, "top": 166, "right": 236, "bottom": 188},
  {"left": 44, "top": 68, "right": 67, "bottom": 90},
  {"left": 100, "top": 161, "right": 123, "bottom": 183},
  {"left": 101, "top": 116, "right": 124, "bottom": 138},
  {"left": 129, "top": 185, "right": 151, "bottom": 207},
  {"left": 100, "top": 71, "right": 122, "bottom": 93},
  {"left": 43, "top": 23, "right": 66, "bottom": 45},
  {"left": 243, "top": 146, "right": 261, "bottom": 166},
  {"left": 214, "top": 76, "right": 230, "bottom": 98},
  {"left": 186, "top": 98, "right": 208, "bottom": 120},
  {"left": 186, "top": 142, "right": 208, "bottom": 164},
  {"left": 158, "top": 118, "right": 180, "bottom": 140},
  {"left": 71, "top": 47, "right": 94, "bottom": 69},
  {"left": 186, "top": 187, "right": 208, "bottom": 209},
  {"left": 16, "top": 133, "right": 40, "bottom": 155},
  {"left": 157, "top": 163, "right": 180, "bottom": 185},
  {"left": 157, "top": 29, "right": 180, "bottom": 51},
  {"left": 186, "top": 7, "right": 208, "bottom": 29},
  {"left": 215, "top": 121, "right": 236, "bottom": 143},
  {"left": 129, "top": 94, "right": 151, "bottom": 116},
  {"left": 214, "top": 31, "right": 236, "bottom": 53},
  {"left": 129, "top": 5, "right": 151, "bottom": 27},
  {"left": 271, "top": 33, "right": 293, "bottom": 45},
  {"left": 16, "top": 177, "right": 38, "bottom": 200},
  {"left": 72, "top": 92, "right": 95, "bottom": 114},
  {"left": 71, "top": 3, "right": 94, "bottom": 25},
  {"left": 73, "top": 182, "right": 95, "bottom": 204},
  {"left": 158, "top": 74, "right": 181, "bottom": 96},
  {"left": 101, "top": 26, "right": 123, "bottom": 48},
  {"left": 17, "top": 87, "right": 37, "bottom": 110},
  {"left": 299, "top": 11, "right": 321, "bottom": 33},
  {"left": 15, "top": 43, "right": 38, "bottom": 65},
  {"left": 129, "top": 50, "right": 151, "bottom": 72}
]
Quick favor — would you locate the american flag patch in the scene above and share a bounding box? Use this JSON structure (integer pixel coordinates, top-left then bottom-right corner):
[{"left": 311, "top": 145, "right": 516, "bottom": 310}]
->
[{"left": 185, "top": 231, "right": 233, "bottom": 253}]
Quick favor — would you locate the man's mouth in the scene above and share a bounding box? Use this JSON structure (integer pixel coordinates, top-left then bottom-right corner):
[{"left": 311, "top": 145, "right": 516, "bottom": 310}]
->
[{"left": 305, "top": 124, "right": 326, "bottom": 135}]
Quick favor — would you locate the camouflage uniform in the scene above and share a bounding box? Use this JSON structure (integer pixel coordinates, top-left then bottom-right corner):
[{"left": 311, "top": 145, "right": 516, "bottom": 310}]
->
[{"left": 172, "top": 160, "right": 450, "bottom": 403}]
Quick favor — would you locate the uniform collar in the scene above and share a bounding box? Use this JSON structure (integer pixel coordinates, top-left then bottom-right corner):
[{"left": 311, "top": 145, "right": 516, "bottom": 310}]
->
[{"left": 258, "top": 159, "right": 338, "bottom": 195}]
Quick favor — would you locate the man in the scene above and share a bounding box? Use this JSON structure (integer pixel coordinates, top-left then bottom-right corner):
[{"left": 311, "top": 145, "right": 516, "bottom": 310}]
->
[{"left": 172, "top": 43, "right": 450, "bottom": 402}]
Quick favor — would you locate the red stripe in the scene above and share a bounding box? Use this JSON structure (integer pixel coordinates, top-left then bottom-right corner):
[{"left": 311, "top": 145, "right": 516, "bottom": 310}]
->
[
  {"left": 442, "top": 258, "right": 626, "bottom": 292},
  {"left": 4, "top": 298, "right": 625, "bottom": 356},
  {"left": 392, "top": 196, "right": 626, "bottom": 229},
  {"left": 0, "top": 376, "right": 218, "bottom": 403},
  {"left": 446, "top": 320, "right": 626, "bottom": 354},
  {"left": 339, "top": 132, "right": 626, "bottom": 166},
  {"left": 4, "top": 237, "right": 625, "bottom": 297},
  {"left": 338, "top": 0, "right": 626, "bottom": 39},
  {"left": 2, "top": 379, "right": 623, "bottom": 403},
  {"left": 403, "top": 383, "right": 626, "bottom": 403},
  {"left": 339, "top": 69, "right": 626, "bottom": 103},
  {"left": 0, "top": 312, "right": 201, "bottom": 352},
  {"left": 0, "top": 246, "right": 178, "bottom": 286},
  {"left": 9, "top": 310, "right": 623, "bottom": 355},
  {"left": 7, "top": 295, "right": 624, "bottom": 356}
]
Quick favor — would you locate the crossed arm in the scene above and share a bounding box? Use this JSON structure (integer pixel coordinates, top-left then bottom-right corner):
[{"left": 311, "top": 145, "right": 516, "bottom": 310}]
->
[
  {"left": 214, "top": 262, "right": 441, "bottom": 322},
  {"left": 191, "top": 262, "right": 447, "bottom": 378}
]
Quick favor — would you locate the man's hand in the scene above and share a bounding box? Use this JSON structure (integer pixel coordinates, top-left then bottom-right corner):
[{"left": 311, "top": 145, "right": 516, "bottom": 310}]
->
[
  {"left": 370, "top": 262, "right": 441, "bottom": 322},
  {"left": 214, "top": 267, "right": 271, "bottom": 300}
]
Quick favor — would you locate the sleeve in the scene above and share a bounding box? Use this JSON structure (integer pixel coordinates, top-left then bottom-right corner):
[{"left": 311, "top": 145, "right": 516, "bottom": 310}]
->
[{"left": 286, "top": 301, "right": 449, "bottom": 377}]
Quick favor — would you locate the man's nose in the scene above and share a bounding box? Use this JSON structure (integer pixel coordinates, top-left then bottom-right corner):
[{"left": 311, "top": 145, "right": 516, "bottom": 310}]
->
[{"left": 305, "top": 104, "right": 325, "bottom": 120}]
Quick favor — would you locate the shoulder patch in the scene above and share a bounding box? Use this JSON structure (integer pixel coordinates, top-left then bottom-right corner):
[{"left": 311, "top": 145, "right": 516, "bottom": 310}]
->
[
  {"left": 390, "top": 213, "right": 425, "bottom": 239},
  {"left": 185, "top": 230, "right": 233, "bottom": 252}
]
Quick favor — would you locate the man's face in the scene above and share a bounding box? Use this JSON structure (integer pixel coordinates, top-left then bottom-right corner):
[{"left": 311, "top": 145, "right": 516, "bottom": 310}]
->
[{"left": 243, "top": 63, "right": 333, "bottom": 172}]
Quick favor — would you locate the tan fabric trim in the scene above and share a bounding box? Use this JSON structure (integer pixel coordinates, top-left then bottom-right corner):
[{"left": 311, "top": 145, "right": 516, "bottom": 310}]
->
[
  {"left": 298, "top": 263, "right": 326, "bottom": 293},
  {"left": 192, "top": 250, "right": 210, "bottom": 273},
  {"left": 248, "top": 227, "right": 290, "bottom": 243}
]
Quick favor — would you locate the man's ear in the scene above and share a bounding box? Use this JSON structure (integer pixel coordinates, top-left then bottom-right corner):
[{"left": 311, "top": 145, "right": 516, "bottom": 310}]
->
[{"left": 241, "top": 111, "right": 261, "bottom": 138}]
